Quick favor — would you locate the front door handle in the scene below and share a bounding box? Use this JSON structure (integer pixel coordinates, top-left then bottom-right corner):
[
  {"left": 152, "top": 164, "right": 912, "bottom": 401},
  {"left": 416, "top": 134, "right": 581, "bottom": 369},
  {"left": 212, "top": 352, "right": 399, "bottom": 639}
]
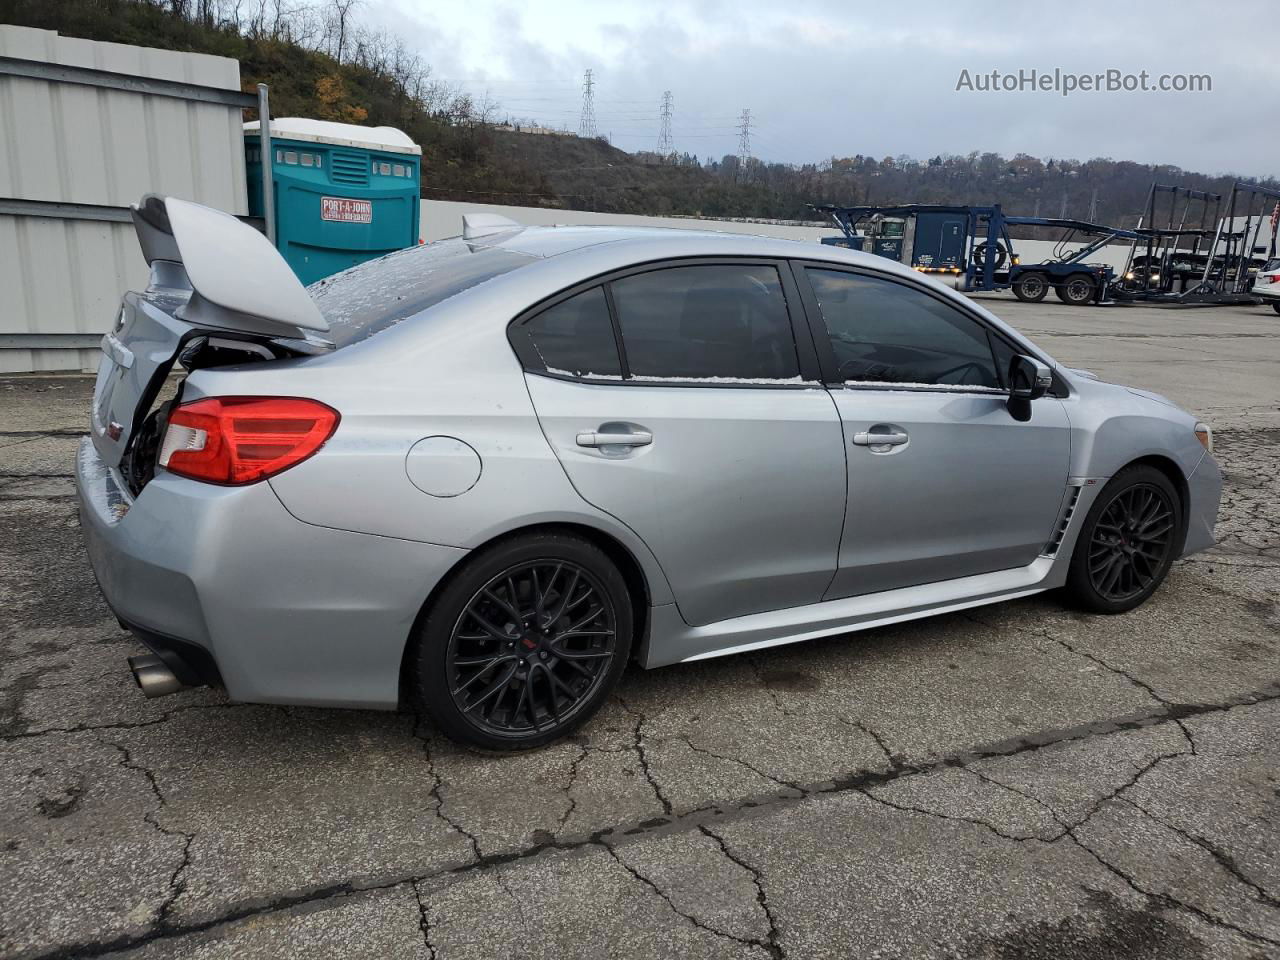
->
[
  {"left": 576, "top": 429, "right": 653, "bottom": 448},
  {"left": 852, "top": 430, "right": 908, "bottom": 446}
]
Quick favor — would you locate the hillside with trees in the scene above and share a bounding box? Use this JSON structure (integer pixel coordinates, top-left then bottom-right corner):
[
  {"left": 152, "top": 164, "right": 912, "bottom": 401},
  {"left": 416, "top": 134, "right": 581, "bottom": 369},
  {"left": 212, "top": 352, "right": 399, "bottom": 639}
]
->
[{"left": 4, "top": 0, "right": 1276, "bottom": 227}]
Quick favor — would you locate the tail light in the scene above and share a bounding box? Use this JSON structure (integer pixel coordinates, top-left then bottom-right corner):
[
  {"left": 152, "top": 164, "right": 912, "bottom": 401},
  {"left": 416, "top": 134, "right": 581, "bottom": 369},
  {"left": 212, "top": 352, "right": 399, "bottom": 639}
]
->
[{"left": 158, "top": 396, "right": 339, "bottom": 485}]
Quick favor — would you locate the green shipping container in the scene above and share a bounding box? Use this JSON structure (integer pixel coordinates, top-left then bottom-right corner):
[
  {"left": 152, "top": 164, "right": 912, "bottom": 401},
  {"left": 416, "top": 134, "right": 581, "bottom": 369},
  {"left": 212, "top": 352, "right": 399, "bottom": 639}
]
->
[{"left": 244, "top": 118, "right": 422, "bottom": 285}]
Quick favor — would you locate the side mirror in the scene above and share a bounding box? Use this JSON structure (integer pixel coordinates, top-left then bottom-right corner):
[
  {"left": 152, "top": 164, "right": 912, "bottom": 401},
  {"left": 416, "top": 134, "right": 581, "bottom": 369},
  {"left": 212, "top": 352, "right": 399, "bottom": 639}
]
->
[
  {"left": 1008, "top": 354, "right": 1052, "bottom": 400},
  {"left": 1007, "top": 355, "right": 1052, "bottom": 421}
]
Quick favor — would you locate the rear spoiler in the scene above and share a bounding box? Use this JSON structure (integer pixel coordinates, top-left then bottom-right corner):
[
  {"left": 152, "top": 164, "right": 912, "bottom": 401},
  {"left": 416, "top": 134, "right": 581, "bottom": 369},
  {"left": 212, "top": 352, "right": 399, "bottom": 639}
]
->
[{"left": 131, "top": 194, "right": 329, "bottom": 336}]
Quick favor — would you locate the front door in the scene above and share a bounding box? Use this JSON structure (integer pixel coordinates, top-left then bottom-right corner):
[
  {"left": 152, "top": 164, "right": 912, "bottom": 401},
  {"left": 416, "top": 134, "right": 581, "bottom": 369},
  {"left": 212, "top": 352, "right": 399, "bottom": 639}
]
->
[
  {"left": 796, "top": 264, "right": 1071, "bottom": 598},
  {"left": 514, "top": 261, "right": 846, "bottom": 627}
]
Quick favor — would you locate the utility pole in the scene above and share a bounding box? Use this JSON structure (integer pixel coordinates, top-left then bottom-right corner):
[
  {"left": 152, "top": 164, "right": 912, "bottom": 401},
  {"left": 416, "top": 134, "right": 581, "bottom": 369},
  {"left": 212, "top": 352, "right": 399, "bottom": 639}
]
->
[
  {"left": 657, "top": 90, "right": 674, "bottom": 159},
  {"left": 579, "top": 69, "right": 596, "bottom": 138},
  {"left": 1088, "top": 188, "right": 1099, "bottom": 222},
  {"left": 1032, "top": 197, "right": 1041, "bottom": 218},
  {"left": 1059, "top": 192, "right": 1068, "bottom": 219},
  {"left": 736, "top": 108, "right": 752, "bottom": 181}
]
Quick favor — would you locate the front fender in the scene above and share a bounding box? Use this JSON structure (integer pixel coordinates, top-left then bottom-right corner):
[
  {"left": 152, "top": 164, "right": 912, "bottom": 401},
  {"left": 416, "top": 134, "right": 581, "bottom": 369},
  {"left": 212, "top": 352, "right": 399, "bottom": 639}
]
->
[{"left": 1060, "top": 381, "right": 1204, "bottom": 480}]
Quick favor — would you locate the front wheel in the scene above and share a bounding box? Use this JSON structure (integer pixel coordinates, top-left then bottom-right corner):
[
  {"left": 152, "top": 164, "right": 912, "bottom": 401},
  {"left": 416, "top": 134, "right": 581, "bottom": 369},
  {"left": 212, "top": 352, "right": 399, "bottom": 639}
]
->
[
  {"left": 1272, "top": 302, "right": 1280, "bottom": 315},
  {"left": 413, "top": 532, "right": 633, "bottom": 750},
  {"left": 1063, "top": 466, "right": 1183, "bottom": 614}
]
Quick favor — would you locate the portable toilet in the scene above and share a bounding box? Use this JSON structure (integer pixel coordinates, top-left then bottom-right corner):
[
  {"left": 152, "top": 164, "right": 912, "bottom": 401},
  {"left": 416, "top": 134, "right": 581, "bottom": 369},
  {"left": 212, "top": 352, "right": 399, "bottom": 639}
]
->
[{"left": 243, "top": 117, "right": 422, "bottom": 285}]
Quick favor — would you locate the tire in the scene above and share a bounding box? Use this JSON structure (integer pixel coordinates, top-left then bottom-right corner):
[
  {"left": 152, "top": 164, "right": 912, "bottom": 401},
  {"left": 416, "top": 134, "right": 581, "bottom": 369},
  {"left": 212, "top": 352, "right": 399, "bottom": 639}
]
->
[
  {"left": 1054, "top": 273, "right": 1096, "bottom": 305},
  {"left": 1063, "top": 465, "right": 1183, "bottom": 614},
  {"left": 413, "top": 531, "right": 633, "bottom": 751},
  {"left": 1012, "top": 272, "right": 1049, "bottom": 303},
  {"left": 973, "top": 241, "right": 1008, "bottom": 272},
  {"left": 1272, "top": 302, "right": 1280, "bottom": 315}
]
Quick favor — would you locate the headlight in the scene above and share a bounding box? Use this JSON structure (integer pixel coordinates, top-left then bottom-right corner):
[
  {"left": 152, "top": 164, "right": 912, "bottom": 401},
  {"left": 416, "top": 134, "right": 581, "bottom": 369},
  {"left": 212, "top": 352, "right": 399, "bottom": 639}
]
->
[{"left": 1194, "top": 422, "right": 1213, "bottom": 454}]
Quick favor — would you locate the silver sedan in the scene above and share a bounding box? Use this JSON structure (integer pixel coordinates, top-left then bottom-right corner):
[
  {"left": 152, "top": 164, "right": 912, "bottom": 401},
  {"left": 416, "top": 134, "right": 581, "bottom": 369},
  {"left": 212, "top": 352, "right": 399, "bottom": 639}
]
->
[{"left": 76, "top": 196, "right": 1221, "bottom": 750}]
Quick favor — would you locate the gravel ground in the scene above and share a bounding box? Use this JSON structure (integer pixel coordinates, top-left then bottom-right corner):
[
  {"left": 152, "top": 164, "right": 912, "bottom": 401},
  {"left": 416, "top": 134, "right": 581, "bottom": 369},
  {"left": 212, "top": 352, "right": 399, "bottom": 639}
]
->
[{"left": 1, "top": 297, "right": 1278, "bottom": 959}]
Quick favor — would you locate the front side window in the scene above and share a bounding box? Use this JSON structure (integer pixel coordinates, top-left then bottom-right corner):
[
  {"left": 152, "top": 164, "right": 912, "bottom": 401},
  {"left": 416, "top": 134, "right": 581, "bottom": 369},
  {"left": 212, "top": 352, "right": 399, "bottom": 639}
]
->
[
  {"left": 525, "top": 287, "right": 621, "bottom": 379},
  {"left": 610, "top": 264, "right": 800, "bottom": 381},
  {"left": 806, "top": 268, "right": 1001, "bottom": 389}
]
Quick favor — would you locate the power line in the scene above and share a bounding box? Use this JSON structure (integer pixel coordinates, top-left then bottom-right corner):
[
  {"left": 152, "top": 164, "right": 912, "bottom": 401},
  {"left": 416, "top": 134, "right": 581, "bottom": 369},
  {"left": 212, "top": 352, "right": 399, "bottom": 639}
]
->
[
  {"left": 579, "top": 69, "right": 597, "bottom": 138},
  {"left": 657, "top": 90, "right": 674, "bottom": 157},
  {"left": 737, "top": 108, "right": 752, "bottom": 181}
]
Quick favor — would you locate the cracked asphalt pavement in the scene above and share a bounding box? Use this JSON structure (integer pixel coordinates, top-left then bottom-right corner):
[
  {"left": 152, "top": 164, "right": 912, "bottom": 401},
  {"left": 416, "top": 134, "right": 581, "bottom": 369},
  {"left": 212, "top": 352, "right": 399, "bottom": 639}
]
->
[{"left": 2, "top": 298, "right": 1278, "bottom": 959}]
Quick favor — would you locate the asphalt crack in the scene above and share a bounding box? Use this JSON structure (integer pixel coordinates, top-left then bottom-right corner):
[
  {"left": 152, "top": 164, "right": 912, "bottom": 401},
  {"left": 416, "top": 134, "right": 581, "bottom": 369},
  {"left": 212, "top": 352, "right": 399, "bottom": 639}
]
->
[
  {"left": 25, "top": 681, "right": 1280, "bottom": 960},
  {"left": 1067, "top": 831, "right": 1280, "bottom": 950},
  {"left": 554, "top": 741, "right": 590, "bottom": 834},
  {"left": 678, "top": 736, "right": 803, "bottom": 793},
  {"left": 96, "top": 735, "right": 196, "bottom": 930},
  {"left": 409, "top": 881, "right": 438, "bottom": 960},
  {"left": 1118, "top": 796, "right": 1280, "bottom": 910},
  {"left": 838, "top": 716, "right": 899, "bottom": 767},
  {"left": 0, "top": 701, "right": 261, "bottom": 742},
  {"left": 855, "top": 782, "right": 1049, "bottom": 844},
  {"left": 698, "top": 824, "right": 787, "bottom": 959},
  {"left": 613, "top": 694, "right": 674, "bottom": 815},
  {"left": 601, "top": 840, "right": 772, "bottom": 957},
  {"left": 965, "top": 613, "right": 1200, "bottom": 758},
  {"left": 411, "top": 716, "right": 484, "bottom": 862}
]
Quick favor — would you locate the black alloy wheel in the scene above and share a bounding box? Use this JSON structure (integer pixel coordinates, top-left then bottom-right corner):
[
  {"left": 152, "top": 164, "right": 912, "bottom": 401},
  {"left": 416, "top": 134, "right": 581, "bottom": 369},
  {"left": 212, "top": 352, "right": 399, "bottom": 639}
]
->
[
  {"left": 1065, "top": 465, "right": 1182, "bottom": 613},
  {"left": 1087, "top": 483, "right": 1176, "bottom": 601},
  {"left": 447, "top": 561, "right": 615, "bottom": 736},
  {"left": 415, "top": 532, "right": 632, "bottom": 750}
]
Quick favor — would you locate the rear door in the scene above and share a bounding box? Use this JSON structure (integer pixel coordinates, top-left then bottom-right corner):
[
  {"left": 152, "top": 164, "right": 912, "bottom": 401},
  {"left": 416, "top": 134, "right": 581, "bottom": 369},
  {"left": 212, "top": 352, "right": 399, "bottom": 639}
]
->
[
  {"left": 514, "top": 259, "right": 846, "bottom": 627},
  {"left": 793, "top": 262, "right": 1071, "bottom": 598}
]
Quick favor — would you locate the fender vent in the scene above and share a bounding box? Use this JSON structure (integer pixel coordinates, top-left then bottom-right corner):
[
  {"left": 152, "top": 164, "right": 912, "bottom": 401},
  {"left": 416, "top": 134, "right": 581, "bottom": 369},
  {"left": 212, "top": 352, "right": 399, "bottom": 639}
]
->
[
  {"left": 330, "top": 151, "right": 369, "bottom": 186},
  {"left": 1042, "top": 486, "right": 1082, "bottom": 557}
]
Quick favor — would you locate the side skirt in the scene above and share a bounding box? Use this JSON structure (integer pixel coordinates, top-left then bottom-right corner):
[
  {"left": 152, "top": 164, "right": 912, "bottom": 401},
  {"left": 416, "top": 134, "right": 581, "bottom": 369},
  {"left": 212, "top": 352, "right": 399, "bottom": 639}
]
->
[{"left": 646, "top": 556, "right": 1061, "bottom": 668}]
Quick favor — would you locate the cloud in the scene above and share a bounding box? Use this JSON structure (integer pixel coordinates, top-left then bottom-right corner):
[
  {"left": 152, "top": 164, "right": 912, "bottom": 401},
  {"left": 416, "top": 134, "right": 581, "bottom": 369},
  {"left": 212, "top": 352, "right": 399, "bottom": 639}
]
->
[{"left": 360, "top": 0, "right": 1279, "bottom": 178}]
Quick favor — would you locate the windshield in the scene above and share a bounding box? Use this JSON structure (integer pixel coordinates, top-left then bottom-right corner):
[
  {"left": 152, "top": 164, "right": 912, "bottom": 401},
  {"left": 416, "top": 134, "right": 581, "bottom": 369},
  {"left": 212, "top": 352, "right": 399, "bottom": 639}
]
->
[{"left": 308, "top": 239, "right": 536, "bottom": 347}]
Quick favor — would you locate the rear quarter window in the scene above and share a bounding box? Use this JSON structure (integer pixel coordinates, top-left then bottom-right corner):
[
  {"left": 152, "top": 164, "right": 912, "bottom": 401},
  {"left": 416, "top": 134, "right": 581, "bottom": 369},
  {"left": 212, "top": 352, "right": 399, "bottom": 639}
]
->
[{"left": 309, "top": 240, "right": 535, "bottom": 347}]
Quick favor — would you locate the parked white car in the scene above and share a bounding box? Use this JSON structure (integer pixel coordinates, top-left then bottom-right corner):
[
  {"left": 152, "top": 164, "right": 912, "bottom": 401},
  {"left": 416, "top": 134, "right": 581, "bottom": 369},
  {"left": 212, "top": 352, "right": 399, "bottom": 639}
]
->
[{"left": 1254, "top": 258, "right": 1280, "bottom": 313}]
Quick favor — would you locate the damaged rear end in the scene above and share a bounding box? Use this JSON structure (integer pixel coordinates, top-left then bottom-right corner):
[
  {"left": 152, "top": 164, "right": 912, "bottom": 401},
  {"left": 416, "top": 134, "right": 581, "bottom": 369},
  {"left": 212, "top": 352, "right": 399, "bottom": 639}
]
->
[
  {"left": 80, "top": 194, "right": 337, "bottom": 698},
  {"left": 93, "top": 195, "right": 334, "bottom": 497}
]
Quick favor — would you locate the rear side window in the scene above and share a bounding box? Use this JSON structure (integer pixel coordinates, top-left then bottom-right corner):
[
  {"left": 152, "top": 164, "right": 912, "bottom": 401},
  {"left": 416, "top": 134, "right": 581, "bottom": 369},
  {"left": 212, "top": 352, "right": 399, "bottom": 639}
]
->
[
  {"left": 610, "top": 265, "right": 799, "bottom": 381},
  {"left": 806, "top": 268, "right": 1000, "bottom": 389},
  {"left": 525, "top": 287, "right": 621, "bottom": 379}
]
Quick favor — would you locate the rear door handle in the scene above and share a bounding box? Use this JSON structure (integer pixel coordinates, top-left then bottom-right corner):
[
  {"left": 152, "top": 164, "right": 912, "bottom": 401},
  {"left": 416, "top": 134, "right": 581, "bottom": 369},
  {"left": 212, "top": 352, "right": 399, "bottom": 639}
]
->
[
  {"left": 852, "top": 431, "right": 908, "bottom": 446},
  {"left": 576, "top": 430, "right": 653, "bottom": 448}
]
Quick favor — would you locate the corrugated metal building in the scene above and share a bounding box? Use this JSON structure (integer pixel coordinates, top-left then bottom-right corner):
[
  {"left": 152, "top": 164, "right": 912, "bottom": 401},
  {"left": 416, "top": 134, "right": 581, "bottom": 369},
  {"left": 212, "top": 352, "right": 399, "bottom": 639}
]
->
[{"left": 0, "top": 26, "right": 251, "bottom": 373}]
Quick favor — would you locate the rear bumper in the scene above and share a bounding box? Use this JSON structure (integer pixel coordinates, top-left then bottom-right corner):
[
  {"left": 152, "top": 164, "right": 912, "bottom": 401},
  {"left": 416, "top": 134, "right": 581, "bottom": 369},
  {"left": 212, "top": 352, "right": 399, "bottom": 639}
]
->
[
  {"left": 75, "top": 438, "right": 468, "bottom": 709},
  {"left": 1182, "top": 451, "right": 1222, "bottom": 558}
]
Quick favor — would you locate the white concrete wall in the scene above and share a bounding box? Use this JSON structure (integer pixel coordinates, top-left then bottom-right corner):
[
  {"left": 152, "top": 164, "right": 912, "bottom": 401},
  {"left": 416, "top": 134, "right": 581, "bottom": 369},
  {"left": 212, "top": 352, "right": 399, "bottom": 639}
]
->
[{"left": 0, "top": 26, "right": 249, "bottom": 373}]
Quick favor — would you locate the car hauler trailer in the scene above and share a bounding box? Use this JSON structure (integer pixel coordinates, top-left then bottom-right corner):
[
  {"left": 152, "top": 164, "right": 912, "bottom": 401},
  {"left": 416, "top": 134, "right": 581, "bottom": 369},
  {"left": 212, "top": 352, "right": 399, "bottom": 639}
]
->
[
  {"left": 1112, "top": 181, "right": 1280, "bottom": 304},
  {"left": 812, "top": 203, "right": 1141, "bottom": 305}
]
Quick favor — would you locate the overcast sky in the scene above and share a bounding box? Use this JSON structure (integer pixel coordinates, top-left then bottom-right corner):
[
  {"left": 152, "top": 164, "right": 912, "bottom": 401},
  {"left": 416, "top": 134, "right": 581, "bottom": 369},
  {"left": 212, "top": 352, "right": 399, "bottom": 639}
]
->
[{"left": 358, "top": 0, "right": 1277, "bottom": 179}]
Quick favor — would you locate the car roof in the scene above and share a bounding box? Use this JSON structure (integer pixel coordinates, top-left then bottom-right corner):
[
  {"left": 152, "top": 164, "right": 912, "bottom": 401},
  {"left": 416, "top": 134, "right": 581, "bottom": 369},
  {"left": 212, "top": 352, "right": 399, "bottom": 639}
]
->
[{"left": 457, "top": 223, "right": 925, "bottom": 281}]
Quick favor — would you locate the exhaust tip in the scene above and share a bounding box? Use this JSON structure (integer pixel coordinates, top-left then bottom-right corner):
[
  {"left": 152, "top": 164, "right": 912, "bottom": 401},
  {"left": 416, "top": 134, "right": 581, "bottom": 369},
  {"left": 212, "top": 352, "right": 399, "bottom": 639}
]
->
[{"left": 128, "top": 655, "right": 188, "bottom": 698}]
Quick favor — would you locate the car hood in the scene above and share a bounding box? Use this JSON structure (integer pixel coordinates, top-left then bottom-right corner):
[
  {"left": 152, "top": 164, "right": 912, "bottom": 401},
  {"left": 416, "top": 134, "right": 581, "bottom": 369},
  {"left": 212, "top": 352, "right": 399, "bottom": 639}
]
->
[{"left": 1125, "top": 386, "right": 1182, "bottom": 409}]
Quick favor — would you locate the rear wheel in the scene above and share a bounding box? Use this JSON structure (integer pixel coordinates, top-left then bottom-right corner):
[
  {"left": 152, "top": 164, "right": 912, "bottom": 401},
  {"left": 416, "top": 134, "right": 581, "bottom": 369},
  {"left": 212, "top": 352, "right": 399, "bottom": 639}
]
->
[
  {"left": 1272, "top": 302, "right": 1280, "bottom": 315},
  {"left": 1064, "top": 466, "right": 1182, "bottom": 613},
  {"left": 1054, "top": 273, "right": 1096, "bottom": 305},
  {"left": 414, "top": 532, "right": 632, "bottom": 751},
  {"left": 1012, "top": 272, "right": 1049, "bottom": 303}
]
